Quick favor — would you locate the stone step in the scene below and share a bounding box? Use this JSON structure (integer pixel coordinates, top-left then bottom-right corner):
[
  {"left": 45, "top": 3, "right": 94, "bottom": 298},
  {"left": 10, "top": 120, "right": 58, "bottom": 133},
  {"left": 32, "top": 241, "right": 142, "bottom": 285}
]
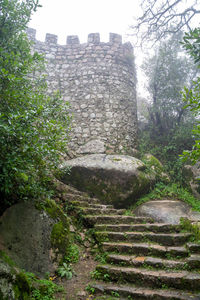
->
[
  {"left": 96, "top": 231, "right": 192, "bottom": 246},
  {"left": 59, "top": 184, "right": 87, "bottom": 196},
  {"left": 96, "top": 264, "right": 200, "bottom": 291},
  {"left": 85, "top": 215, "right": 154, "bottom": 225},
  {"left": 102, "top": 242, "right": 188, "bottom": 258},
  {"left": 66, "top": 193, "right": 101, "bottom": 204},
  {"left": 70, "top": 201, "right": 113, "bottom": 209},
  {"left": 187, "top": 243, "right": 200, "bottom": 254},
  {"left": 187, "top": 254, "right": 200, "bottom": 268},
  {"left": 106, "top": 254, "right": 192, "bottom": 270},
  {"left": 94, "top": 223, "right": 182, "bottom": 233},
  {"left": 80, "top": 208, "right": 125, "bottom": 215},
  {"left": 92, "top": 282, "right": 200, "bottom": 300}
]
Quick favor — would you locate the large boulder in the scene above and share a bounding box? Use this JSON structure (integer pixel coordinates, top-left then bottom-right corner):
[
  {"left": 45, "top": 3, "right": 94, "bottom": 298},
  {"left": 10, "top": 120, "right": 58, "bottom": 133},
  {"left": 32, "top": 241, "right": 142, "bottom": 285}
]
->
[
  {"left": 60, "top": 154, "right": 165, "bottom": 207},
  {"left": 134, "top": 199, "right": 200, "bottom": 224},
  {"left": 0, "top": 200, "right": 71, "bottom": 276}
]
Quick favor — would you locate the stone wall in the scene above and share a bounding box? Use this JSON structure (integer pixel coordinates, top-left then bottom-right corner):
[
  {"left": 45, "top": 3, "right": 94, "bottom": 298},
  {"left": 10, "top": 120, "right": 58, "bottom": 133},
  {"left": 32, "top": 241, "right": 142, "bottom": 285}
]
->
[{"left": 27, "top": 28, "right": 137, "bottom": 154}]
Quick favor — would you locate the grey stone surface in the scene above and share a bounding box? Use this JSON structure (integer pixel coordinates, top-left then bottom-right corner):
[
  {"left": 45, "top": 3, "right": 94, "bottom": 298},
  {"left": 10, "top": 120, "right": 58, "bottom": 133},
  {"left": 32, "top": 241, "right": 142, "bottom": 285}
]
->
[
  {"left": 77, "top": 139, "right": 105, "bottom": 154},
  {"left": 61, "top": 154, "right": 155, "bottom": 207},
  {"left": 27, "top": 29, "right": 137, "bottom": 154},
  {"left": 134, "top": 199, "right": 200, "bottom": 224},
  {"left": 0, "top": 203, "right": 55, "bottom": 276},
  {"left": 183, "top": 163, "right": 200, "bottom": 199},
  {"left": 0, "top": 259, "right": 15, "bottom": 299}
]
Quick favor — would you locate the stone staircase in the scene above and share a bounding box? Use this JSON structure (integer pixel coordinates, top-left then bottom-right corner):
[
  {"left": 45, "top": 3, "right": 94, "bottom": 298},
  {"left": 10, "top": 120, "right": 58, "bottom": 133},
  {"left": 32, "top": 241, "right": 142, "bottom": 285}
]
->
[{"left": 66, "top": 189, "right": 200, "bottom": 300}]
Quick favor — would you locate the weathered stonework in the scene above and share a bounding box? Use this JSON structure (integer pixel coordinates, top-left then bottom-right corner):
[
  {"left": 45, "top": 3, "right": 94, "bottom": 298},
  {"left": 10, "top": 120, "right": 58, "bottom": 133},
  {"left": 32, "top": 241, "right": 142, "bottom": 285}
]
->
[{"left": 27, "top": 28, "right": 137, "bottom": 154}]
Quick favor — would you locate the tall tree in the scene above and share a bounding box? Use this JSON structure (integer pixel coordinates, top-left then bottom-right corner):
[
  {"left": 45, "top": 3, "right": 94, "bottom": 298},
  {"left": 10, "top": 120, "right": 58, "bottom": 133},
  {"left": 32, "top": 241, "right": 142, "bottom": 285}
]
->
[
  {"left": 0, "top": 0, "right": 71, "bottom": 210},
  {"left": 131, "top": 0, "right": 200, "bottom": 45},
  {"left": 138, "top": 32, "right": 197, "bottom": 178},
  {"left": 142, "top": 32, "right": 197, "bottom": 137}
]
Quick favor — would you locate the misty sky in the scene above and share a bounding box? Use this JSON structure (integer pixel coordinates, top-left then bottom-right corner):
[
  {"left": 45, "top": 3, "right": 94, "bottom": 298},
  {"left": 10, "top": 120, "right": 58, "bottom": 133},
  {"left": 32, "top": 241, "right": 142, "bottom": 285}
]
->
[{"left": 29, "top": 0, "right": 141, "bottom": 44}]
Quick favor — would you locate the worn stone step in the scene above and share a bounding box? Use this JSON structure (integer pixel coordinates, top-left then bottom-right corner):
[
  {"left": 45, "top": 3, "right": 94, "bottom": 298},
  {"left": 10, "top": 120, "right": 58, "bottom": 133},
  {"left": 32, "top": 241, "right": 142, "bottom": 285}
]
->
[
  {"left": 187, "top": 254, "right": 200, "bottom": 268},
  {"left": 66, "top": 193, "right": 101, "bottom": 204},
  {"left": 92, "top": 282, "right": 200, "bottom": 300},
  {"left": 85, "top": 215, "right": 154, "bottom": 225},
  {"left": 59, "top": 184, "right": 87, "bottom": 196},
  {"left": 96, "top": 231, "right": 192, "bottom": 246},
  {"left": 187, "top": 243, "right": 200, "bottom": 254},
  {"left": 106, "top": 254, "right": 191, "bottom": 270},
  {"left": 70, "top": 201, "right": 113, "bottom": 209},
  {"left": 96, "top": 264, "right": 200, "bottom": 291},
  {"left": 102, "top": 242, "right": 188, "bottom": 258},
  {"left": 94, "top": 223, "right": 181, "bottom": 233},
  {"left": 80, "top": 208, "right": 125, "bottom": 215}
]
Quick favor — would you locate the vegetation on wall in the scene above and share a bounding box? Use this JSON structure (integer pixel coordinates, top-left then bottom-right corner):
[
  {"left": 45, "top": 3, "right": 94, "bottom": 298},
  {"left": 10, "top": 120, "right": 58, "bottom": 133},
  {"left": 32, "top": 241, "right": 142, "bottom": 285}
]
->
[{"left": 0, "top": 0, "right": 71, "bottom": 212}]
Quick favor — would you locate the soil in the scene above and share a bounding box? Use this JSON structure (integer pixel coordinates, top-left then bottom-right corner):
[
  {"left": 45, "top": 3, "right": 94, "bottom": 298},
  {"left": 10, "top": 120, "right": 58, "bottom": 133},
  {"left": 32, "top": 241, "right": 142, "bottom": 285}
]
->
[{"left": 55, "top": 249, "right": 98, "bottom": 300}]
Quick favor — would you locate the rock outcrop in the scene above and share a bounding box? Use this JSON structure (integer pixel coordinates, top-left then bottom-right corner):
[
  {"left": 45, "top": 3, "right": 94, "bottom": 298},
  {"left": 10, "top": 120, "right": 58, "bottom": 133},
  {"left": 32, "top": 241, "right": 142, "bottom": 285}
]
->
[
  {"left": 134, "top": 199, "right": 200, "bottom": 224},
  {"left": 61, "top": 154, "right": 158, "bottom": 207},
  {"left": 0, "top": 200, "right": 71, "bottom": 276}
]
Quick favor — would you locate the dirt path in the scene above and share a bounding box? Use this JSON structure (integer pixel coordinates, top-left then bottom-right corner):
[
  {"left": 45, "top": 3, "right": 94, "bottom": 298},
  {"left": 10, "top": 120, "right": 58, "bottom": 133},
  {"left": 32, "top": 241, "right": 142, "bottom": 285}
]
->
[{"left": 55, "top": 250, "right": 98, "bottom": 300}]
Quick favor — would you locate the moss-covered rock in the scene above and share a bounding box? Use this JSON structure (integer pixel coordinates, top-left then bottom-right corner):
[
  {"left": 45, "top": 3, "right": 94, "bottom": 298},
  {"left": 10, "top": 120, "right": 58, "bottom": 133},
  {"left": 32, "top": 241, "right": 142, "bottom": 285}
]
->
[
  {"left": 0, "top": 200, "right": 71, "bottom": 277},
  {"left": 142, "top": 153, "right": 170, "bottom": 183},
  {"left": 0, "top": 251, "right": 63, "bottom": 299},
  {"left": 0, "top": 252, "right": 32, "bottom": 300},
  {"left": 60, "top": 154, "right": 163, "bottom": 208}
]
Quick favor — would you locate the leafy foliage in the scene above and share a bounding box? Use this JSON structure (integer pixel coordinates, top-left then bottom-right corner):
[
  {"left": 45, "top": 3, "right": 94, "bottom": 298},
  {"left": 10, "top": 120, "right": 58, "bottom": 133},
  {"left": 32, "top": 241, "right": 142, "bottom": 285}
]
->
[
  {"left": 25, "top": 272, "right": 63, "bottom": 300},
  {"left": 64, "top": 244, "right": 79, "bottom": 264},
  {"left": 181, "top": 28, "right": 200, "bottom": 164},
  {"left": 139, "top": 33, "right": 197, "bottom": 181},
  {"left": 56, "top": 262, "right": 73, "bottom": 280},
  {"left": 0, "top": 0, "right": 71, "bottom": 210},
  {"left": 56, "top": 244, "right": 79, "bottom": 280},
  {"left": 142, "top": 32, "right": 196, "bottom": 137}
]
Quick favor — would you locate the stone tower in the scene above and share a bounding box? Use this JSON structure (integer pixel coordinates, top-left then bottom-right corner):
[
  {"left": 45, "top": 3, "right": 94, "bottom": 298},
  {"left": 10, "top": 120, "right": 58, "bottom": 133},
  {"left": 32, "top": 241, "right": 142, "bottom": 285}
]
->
[{"left": 27, "top": 28, "right": 137, "bottom": 155}]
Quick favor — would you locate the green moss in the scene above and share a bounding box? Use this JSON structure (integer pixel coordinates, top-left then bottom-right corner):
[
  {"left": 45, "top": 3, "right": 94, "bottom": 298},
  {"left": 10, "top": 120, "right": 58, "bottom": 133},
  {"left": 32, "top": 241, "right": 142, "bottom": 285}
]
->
[
  {"left": 0, "top": 250, "right": 16, "bottom": 267},
  {"left": 142, "top": 154, "right": 169, "bottom": 183},
  {"left": 0, "top": 255, "right": 31, "bottom": 300},
  {"left": 35, "top": 198, "right": 71, "bottom": 264},
  {"left": 143, "top": 154, "right": 163, "bottom": 170},
  {"left": 51, "top": 221, "right": 70, "bottom": 257},
  {"left": 14, "top": 272, "right": 31, "bottom": 300},
  {"left": 35, "top": 199, "right": 68, "bottom": 224},
  {"left": 112, "top": 158, "right": 122, "bottom": 162},
  {"left": 180, "top": 217, "right": 200, "bottom": 242}
]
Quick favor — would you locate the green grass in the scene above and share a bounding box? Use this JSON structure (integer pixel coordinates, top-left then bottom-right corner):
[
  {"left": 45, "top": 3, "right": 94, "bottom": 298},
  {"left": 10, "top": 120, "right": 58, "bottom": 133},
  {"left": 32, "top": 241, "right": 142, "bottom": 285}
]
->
[{"left": 132, "top": 182, "right": 200, "bottom": 212}]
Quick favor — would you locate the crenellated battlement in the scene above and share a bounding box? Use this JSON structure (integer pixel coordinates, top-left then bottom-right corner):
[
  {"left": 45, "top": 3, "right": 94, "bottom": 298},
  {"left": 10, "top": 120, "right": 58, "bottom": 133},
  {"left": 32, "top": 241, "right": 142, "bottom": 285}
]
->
[
  {"left": 27, "top": 27, "right": 137, "bottom": 154},
  {"left": 26, "top": 28, "right": 133, "bottom": 52}
]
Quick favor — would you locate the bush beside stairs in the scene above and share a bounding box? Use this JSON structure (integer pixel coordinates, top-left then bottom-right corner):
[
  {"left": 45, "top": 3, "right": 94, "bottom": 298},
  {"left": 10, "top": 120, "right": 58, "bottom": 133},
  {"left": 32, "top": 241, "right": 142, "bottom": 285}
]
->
[{"left": 66, "top": 188, "right": 200, "bottom": 300}]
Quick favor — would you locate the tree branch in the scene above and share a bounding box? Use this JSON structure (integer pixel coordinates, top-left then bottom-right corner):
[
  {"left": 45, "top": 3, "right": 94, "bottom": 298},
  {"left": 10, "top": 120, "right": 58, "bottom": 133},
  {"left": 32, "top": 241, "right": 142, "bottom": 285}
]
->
[{"left": 130, "top": 0, "right": 200, "bottom": 46}]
